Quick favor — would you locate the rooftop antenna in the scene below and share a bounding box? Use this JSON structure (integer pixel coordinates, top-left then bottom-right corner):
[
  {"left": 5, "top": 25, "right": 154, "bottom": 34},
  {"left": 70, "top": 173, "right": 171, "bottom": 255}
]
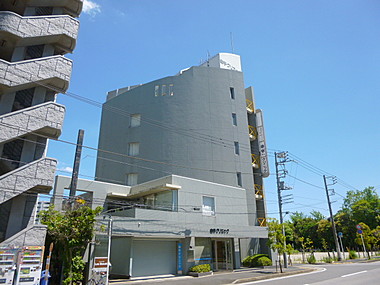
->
[
  {"left": 207, "top": 50, "right": 210, "bottom": 66},
  {"left": 230, "top": 32, "right": 235, "bottom": 53}
]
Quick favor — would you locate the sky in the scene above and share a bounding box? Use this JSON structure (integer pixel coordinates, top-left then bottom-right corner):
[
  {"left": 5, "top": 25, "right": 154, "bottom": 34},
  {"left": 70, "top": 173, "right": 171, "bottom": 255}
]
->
[{"left": 47, "top": 0, "right": 380, "bottom": 220}]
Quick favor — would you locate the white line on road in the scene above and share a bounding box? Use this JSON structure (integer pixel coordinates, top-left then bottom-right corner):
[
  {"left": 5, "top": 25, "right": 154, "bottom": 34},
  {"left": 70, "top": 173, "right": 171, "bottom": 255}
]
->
[
  {"left": 237, "top": 268, "right": 326, "bottom": 284},
  {"left": 341, "top": 270, "right": 367, "bottom": 278}
]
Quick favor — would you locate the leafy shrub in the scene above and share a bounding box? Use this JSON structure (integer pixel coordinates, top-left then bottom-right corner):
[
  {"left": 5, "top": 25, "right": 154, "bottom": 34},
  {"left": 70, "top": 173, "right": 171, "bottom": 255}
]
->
[
  {"left": 254, "top": 256, "right": 272, "bottom": 266},
  {"left": 189, "top": 264, "right": 211, "bottom": 273},
  {"left": 322, "top": 257, "right": 333, "bottom": 263},
  {"left": 242, "top": 256, "right": 253, "bottom": 267},
  {"left": 349, "top": 250, "right": 358, "bottom": 259},
  {"left": 243, "top": 254, "right": 272, "bottom": 267},
  {"left": 307, "top": 253, "right": 316, "bottom": 264}
]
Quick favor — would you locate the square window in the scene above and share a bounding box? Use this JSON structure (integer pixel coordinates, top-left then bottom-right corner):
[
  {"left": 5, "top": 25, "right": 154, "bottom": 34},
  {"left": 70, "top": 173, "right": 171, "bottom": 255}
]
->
[
  {"left": 128, "top": 142, "right": 139, "bottom": 156},
  {"left": 162, "top": 85, "right": 167, "bottom": 96},
  {"left": 126, "top": 173, "right": 138, "bottom": 186},
  {"left": 154, "top": 85, "right": 160, "bottom": 97},
  {"left": 230, "top": 87, "right": 235, "bottom": 99},
  {"left": 234, "top": 142, "right": 240, "bottom": 155},
  {"left": 130, "top": 114, "right": 141, "bottom": 127},
  {"left": 202, "top": 196, "right": 215, "bottom": 216},
  {"left": 232, "top": 113, "right": 237, "bottom": 126},
  {"left": 237, "top": 172, "right": 242, "bottom": 187}
]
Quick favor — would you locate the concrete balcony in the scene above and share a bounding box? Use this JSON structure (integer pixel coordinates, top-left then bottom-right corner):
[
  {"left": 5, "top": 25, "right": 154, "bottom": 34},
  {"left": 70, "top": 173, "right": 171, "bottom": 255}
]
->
[
  {"left": 0, "top": 0, "right": 83, "bottom": 18},
  {"left": 0, "top": 11, "right": 80, "bottom": 53},
  {"left": 0, "top": 102, "right": 65, "bottom": 143},
  {"left": 0, "top": 55, "right": 72, "bottom": 94},
  {"left": 0, "top": 224, "right": 46, "bottom": 247},
  {"left": 0, "top": 157, "right": 57, "bottom": 204}
]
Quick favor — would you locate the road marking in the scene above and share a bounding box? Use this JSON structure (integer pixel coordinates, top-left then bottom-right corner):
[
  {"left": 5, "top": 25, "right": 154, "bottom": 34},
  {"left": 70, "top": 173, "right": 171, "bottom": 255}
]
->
[
  {"left": 237, "top": 268, "right": 326, "bottom": 284},
  {"left": 341, "top": 270, "right": 367, "bottom": 278}
]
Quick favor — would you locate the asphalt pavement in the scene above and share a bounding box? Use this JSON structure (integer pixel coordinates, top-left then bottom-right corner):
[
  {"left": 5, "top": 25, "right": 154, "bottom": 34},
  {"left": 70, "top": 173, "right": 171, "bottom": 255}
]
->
[{"left": 109, "top": 258, "right": 380, "bottom": 285}]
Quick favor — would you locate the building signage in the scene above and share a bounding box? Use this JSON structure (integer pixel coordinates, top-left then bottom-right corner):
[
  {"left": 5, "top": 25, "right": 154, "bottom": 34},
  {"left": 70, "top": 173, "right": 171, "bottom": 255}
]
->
[
  {"left": 210, "top": 228, "right": 229, "bottom": 234},
  {"left": 94, "top": 257, "right": 108, "bottom": 269},
  {"left": 255, "top": 109, "right": 270, "bottom": 178},
  {"left": 177, "top": 243, "right": 183, "bottom": 274}
]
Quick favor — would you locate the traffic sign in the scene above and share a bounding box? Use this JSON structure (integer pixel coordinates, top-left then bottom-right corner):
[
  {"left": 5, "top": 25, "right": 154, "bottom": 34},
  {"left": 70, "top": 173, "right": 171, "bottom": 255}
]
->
[
  {"left": 338, "top": 232, "right": 343, "bottom": 237},
  {"left": 357, "top": 229, "right": 363, "bottom": 234},
  {"left": 356, "top": 224, "right": 362, "bottom": 230}
]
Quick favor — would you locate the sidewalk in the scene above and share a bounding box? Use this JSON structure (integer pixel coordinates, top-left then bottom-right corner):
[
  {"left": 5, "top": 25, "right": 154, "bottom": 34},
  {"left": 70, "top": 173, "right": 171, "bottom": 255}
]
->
[{"left": 109, "top": 266, "right": 316, "bottom": 285}]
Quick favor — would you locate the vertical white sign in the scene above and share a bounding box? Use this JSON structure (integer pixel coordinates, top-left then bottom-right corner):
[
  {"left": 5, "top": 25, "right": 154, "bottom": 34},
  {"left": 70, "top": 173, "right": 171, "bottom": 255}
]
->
[{"left": 255, "top": 109, "right": 270, "bottom": 178}]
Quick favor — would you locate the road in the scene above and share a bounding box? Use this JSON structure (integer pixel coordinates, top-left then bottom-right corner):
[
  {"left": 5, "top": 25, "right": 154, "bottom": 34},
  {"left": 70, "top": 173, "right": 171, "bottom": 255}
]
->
[{"left": 240, "top": 261, "right": 380, "bottom": 285}]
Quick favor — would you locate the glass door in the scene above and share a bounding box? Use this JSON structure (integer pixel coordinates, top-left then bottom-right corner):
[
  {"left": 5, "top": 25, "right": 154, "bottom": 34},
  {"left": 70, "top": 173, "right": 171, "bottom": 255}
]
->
[{"left": 212, "top": 239, "right": 233, "bottom": 271}]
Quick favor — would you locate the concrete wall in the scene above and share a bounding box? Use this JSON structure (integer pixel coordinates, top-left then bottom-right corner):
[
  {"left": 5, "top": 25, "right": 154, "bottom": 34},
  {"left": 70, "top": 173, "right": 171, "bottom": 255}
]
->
[{"left": 96, "top": 66, "right": 255, "bottom": 193}]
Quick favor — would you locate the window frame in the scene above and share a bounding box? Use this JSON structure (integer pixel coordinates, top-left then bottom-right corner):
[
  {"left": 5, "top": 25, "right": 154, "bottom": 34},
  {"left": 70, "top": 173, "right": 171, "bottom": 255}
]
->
[
  {"left": 202, "top": 196, "right": 216, "bottom": 216},
  {"left": 128, "top": 142, "right": 140, "bottom": 156},
  {"left": 234, "top": 141, "right": 240, "bottom": 155},
  {"left": 232, "top": 113, "right": 237, "bottom": 126},
  {"left": 237, "top": 172, "right": 242, "bottom": 187},
  {"left": 130, "top": 114, "right": 141, "bottom": 128},
  {"left": 126, "top": 173, "right": 138, "bottom": 186},
  {"left": 230, "top": 87, "right": 235, "bottom": 99}
]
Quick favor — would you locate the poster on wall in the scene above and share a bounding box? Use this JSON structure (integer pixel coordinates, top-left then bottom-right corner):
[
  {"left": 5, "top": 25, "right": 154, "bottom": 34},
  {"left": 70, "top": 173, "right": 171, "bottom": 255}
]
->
[
  {"left": 15, "top": 246, "right": 44, "bottom": 285},
  {"left": 0, "top": 247, "right": 18, "bottom": 285},
  {"left": 90, "top": 257, "right": 109, "bottom": 285}
]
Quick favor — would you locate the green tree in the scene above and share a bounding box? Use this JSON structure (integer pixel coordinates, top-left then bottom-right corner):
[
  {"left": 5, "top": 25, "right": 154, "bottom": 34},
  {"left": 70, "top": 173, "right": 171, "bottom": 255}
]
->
[
  {"left": 355, "top": 222, "right": 375, "bottom": 258},
  {"left": 290, "top": 212, "right": 319, "bottom": 249},
  {"left": 342, "top": 187, "right": 380, "bottom": 229},
  {"left": 316, "top": 219, "right": 335, "bottom": 250},
  {"left": 40, "top": 201, "right": 102, "bottom": 285},
  {"left": 267, "top": 219, "right": 286, "bottom": 272}
]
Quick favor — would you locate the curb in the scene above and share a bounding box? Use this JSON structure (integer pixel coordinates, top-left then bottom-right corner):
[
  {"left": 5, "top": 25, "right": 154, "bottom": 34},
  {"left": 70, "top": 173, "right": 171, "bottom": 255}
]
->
[{"left": 232, "top": 268, "right": 316, "bottom": 284}]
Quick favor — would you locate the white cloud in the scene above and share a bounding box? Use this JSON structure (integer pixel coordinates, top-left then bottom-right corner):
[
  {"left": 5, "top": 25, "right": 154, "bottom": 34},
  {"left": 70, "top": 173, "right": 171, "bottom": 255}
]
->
[
  {"left": 83, "top": 0, "right": 101, "bottom": 16},
  {"left": 58, "top": 166, "right": 74, "bottom": 173}
]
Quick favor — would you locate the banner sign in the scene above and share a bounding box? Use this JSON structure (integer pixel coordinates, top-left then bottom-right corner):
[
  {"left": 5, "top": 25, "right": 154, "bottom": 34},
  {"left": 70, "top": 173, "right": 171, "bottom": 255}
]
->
[
  {"left": 177, "top": 243, "right": 183, "bottom": 273},
  {"left": 255, "top": 109, "right": 270, "bottom": 177}
]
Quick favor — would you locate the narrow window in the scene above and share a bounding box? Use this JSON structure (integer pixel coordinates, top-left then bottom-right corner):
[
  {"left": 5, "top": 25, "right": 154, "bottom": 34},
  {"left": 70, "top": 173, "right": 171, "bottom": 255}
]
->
[
  {"left": 234, "top": 141, "right": 240, "bottom": 155},
  {"left": 230, "top": 87, "right": 235, "bottom": 99},
  {"left": 35, "top": 7, "right": 53, "bottom": 16},
  {"left": 154, "top": 85, "right": 160, "bottom": 97},
  {"left": 232, "top": 113, "right": 237, "bottom": 126},
  {"left": 126, "top": 173, "right": 138, "bottom": 186},
  {"left": 202, "top": 196, "right": 215, "bottom": 216},
  {"left": 128, "top": 142, "right": 140, "bottom": 156},
  {"left": 25, "top": 45, "right": 44, "bottom": 60},
  {"left": 162, "top": 85, "right": 167, "bottom": 96},
  {"left": 12, "top": 88, "right": 35, "bottom": 111},
  {"left": 237, "top": 172, "right": 242, "bottom": 187},
  {"left": 169, "top": 84, "right": 174, "bottom": 96},
  {"left": 130, "top": 114, "right": 141, "bottom": 127}
]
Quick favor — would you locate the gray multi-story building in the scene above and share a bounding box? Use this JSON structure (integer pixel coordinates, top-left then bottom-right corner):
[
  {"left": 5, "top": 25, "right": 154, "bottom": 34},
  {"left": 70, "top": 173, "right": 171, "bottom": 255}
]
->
[
  {"left": 85, "top": 53, "right": 271, "bottom": 277},
  {"left": 0, "top": 0, "right": 82, "bottom": 246}
]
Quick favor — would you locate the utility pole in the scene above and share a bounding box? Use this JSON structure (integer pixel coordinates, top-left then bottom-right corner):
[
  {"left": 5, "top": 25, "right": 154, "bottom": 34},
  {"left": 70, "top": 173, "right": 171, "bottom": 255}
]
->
[
  {"left": 69, "top": 129, "right": 84, "bottom": 199},
  {"left": 323, "top": 175, "right": 342, "bottom": 261},
  {"left": 275, "top": 152, "right": 293, "bottom": 268}
]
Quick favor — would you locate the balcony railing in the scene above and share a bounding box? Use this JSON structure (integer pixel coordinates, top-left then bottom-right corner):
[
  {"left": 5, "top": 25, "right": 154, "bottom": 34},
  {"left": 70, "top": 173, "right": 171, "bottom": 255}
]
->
[
  {"left": 0, "top": 11, "right": 79, "bottom": 52},
  {"left": 0, "top": 157, "right": 57, "bottom": 204},
  {"left": 254, "top": 184, "right": 264, "bottom": 199},
  {"left": 0, "top": 55, "right": 72, "bottom": 93},
  {"left": 257, "top": 217, "right": 267, "bottom": 227},
  {"left": 246, "top": 99, "right": 254, "bottom": 113},
  {"left": 251, "top": 154, "right": 260, "bottom": 169},
  {"left": 248, "top": 125, "right": 257, "bottom": 140},
  {"left": 0, "top": 102, "right": 65, "bottom": 143}
]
